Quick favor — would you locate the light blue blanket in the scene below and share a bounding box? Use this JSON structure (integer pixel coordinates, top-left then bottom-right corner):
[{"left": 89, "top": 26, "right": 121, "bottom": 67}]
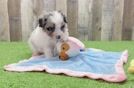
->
[{"left": 4, "top": 48, "right": 128, "bottom": 82}]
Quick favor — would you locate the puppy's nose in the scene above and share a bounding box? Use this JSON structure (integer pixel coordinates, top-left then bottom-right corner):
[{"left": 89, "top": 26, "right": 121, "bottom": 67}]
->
[{"left": 56, "top": 35, "right": 61, "bottom": 39}]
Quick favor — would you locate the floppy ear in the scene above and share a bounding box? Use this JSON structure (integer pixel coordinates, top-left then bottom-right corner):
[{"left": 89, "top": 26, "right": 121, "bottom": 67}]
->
[
  {"left": 38, "top": 18, "right": 44, "bottom": 27},
  {"left": 63, "top": 15, "right": 67, "bottom": 23},
  {"left": 38, "top": 13, "right": 48, "bottom": 28},
  {"left": 58, "top": 11, "right": 68, "bottom": 23}
]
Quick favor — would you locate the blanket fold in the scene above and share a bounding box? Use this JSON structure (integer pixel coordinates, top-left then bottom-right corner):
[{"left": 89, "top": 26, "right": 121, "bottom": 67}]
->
[{"left": 4, "top": 48, "right": 128, "bottom": 82}]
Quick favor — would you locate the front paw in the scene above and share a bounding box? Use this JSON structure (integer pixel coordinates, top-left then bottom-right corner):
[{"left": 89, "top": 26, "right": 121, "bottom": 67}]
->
[{"left": 32, "top": 52, "right": 43, "bottom": 56}]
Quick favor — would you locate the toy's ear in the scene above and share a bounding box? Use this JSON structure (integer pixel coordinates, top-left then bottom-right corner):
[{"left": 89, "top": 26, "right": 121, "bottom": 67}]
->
[{"left": 61, "top": 43, "right": 70, "bottom": 51}]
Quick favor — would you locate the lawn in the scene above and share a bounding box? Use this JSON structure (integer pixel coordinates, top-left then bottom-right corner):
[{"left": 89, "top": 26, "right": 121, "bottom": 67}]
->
[{"left": 0, "top": 41, "right": 134, "bottom": 88}]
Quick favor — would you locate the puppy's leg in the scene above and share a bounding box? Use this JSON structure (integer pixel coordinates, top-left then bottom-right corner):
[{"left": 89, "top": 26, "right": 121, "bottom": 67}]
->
[
  {"left": 28, "top": 40, "right": 43, "bottom": 56},
  {"left": 53, "top": 46, "right": 58, "bottom": 57},
  {"left": 44, "top": 48, "right": 53, "bottom": 58},
  {"left": 29, "top": 45, "right": 40, "bottom": 56}
]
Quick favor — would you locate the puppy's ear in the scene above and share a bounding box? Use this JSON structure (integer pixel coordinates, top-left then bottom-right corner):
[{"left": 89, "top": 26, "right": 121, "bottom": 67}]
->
[
  {"left": 39, "top": 18, "right": 44, "bottom": 27},
  {"left": 38, "top": 17, "right": 47, "bottom": 28},
  {"left": 58, "top": 11, "right": 68, "bottom": 23},
  {"left": 63, "top": 15, "right": 67, "bottom": 23}
]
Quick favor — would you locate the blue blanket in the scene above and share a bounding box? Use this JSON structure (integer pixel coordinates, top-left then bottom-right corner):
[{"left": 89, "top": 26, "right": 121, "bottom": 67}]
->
[{"left": 4, "top": 48, "right": 128, "bottom": 82}]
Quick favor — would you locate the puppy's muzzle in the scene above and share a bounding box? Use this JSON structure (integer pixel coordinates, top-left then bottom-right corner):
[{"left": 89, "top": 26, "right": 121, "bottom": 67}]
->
[{"left": 56, "top": 35, "right": 61, "bottom": 39}]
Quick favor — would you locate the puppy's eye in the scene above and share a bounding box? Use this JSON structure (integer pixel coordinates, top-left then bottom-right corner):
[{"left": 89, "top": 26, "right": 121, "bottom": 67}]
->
[
  {"left": 46, "top": 27, "right": 55, "bottom": 32},
  {"left": 61, "top": 25, "right": 65, "bottom": 32},
  {"left": 47, "top": 27, "right": 52, "bottom": 31}
]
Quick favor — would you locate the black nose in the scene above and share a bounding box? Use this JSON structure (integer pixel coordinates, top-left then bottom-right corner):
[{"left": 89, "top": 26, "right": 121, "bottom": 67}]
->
[{"left": 56, "top": 35, "right": 61, "bottom": 39}]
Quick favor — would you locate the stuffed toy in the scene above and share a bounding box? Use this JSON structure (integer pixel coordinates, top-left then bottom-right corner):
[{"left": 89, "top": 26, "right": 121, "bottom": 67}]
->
[
  {"left": 56, "top": 37, "right": 85, "bottom": 60},
  {"left": 128, "top": 60, "right": 134, "bottom": 73}
]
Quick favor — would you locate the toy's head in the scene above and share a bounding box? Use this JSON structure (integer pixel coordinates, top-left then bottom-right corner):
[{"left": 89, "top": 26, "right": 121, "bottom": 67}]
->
[{"left": 57, "top": 37, "right": 85, "bottom": 60}]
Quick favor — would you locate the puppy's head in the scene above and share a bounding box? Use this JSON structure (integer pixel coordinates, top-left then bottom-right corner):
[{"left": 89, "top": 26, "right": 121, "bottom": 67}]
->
[{"left": 38, "top": 11, "right": 69, "bottom": 42}]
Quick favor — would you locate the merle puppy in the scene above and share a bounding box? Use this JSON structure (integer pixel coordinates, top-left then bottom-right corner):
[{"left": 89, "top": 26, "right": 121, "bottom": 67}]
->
[{"left": 28, "top": 11, "right": 69, "bottom": 58}]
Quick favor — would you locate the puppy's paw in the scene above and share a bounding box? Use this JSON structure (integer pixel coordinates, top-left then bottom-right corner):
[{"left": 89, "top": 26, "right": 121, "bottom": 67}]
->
[{"left": 32, "top": 52, "right": 43, "bottom": 56}]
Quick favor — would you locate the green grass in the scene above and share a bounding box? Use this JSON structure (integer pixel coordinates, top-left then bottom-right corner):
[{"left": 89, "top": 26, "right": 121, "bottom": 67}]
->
[{"left": 0, "top": 41, "right": 134, "bottom": 88}]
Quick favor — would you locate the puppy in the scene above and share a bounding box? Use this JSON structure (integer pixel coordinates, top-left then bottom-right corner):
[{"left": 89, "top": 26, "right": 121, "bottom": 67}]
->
[{"left": 28, "top": 11, "right": 69, "bottom": 58}]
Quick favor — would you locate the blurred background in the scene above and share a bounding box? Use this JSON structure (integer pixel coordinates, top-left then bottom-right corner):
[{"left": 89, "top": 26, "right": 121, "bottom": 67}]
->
[{"left": 0, "top": 0, "right": 134, "bottom": 41}]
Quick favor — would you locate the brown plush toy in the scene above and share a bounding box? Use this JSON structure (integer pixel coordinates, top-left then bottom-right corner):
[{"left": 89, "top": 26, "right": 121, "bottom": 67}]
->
[{"left": 59, "top": 43, "right": 70, "bottom": 60}]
